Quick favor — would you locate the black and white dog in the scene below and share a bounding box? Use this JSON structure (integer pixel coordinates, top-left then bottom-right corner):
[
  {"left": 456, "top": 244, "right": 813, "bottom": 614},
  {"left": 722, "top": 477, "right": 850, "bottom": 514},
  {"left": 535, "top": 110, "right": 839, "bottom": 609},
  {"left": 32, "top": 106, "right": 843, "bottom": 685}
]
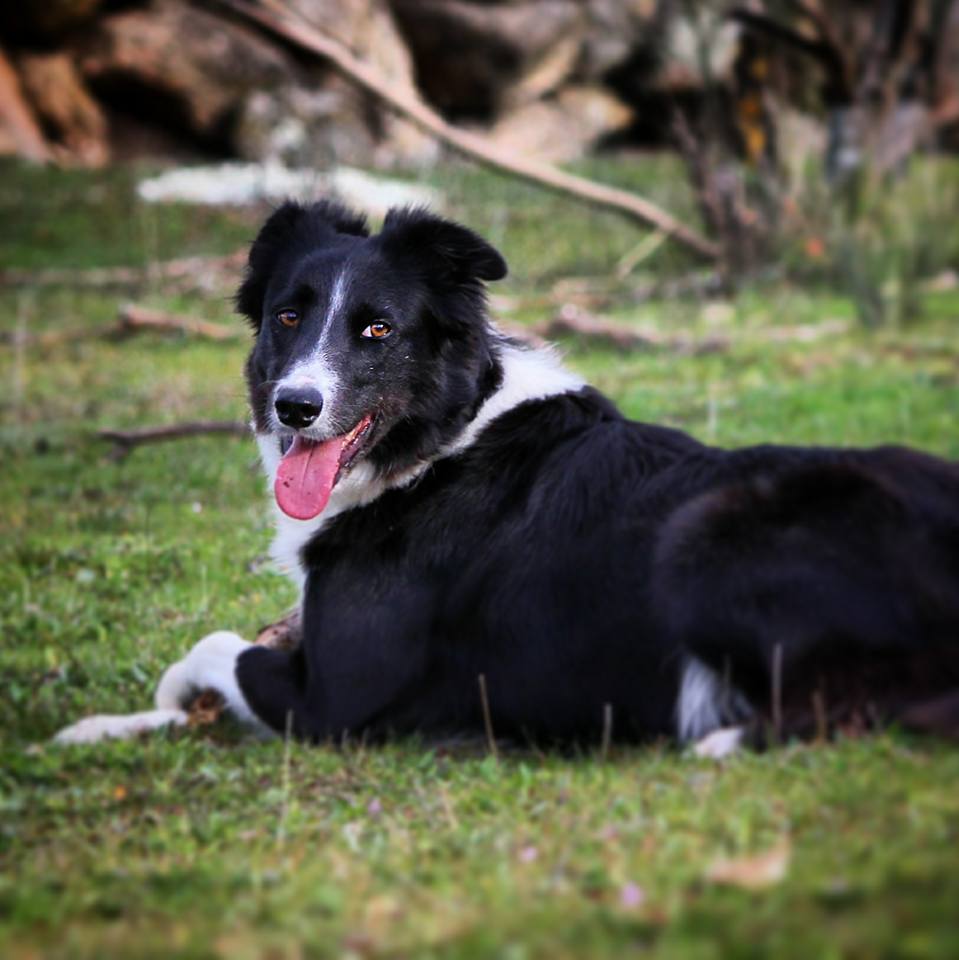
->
[{"left": 56, "top": 202, "right": 959, "bottom": 751}]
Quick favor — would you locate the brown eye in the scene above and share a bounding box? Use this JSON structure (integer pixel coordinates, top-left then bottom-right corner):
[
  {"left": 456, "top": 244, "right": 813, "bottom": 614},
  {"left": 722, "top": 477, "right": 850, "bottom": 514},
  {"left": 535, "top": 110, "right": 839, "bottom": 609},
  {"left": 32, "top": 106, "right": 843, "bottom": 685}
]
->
[
  {"left": 275, "top": 309, "right": 299, "bottom": 328},
  {"left": 361, "top": 321, "right": 392, "bottom": 340}
]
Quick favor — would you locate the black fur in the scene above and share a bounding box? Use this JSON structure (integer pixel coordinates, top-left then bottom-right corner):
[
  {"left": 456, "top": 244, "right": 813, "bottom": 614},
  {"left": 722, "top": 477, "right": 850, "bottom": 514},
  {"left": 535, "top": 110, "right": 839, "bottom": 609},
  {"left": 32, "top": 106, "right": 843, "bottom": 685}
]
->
[
  {"left": 236, "top": 200, "right": 369, "bottom": 329},
  {"left": 236, "top": 201, "right": 959, "bottom": 745}
]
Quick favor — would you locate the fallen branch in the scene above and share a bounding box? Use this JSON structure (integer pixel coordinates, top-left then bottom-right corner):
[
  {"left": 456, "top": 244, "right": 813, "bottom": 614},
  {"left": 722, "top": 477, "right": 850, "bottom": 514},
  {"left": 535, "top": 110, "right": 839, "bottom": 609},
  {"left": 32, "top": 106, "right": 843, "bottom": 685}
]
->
[
  {"left": 600, "top": 703, "right": 613, "bottom": 762},
  {"left": 116, "top": 303, "right": 240, "bottom": 341},
  {"left": 0, "top": 327, "right": 91, "bottom": 349},
  {"left": 0, "top": 47, "right": 52, "bottom": 163},
  {"left": 491, "top": 272, "right": 725, "bottom": 316},
  {"left": 0, "top": 249, "right": 246, "bottom": 290},
  {"left": 216, "top": 0, "right": 719, "bottom": 262},
  {"left": 1, "top": 303, "right": 241, "bottom": 348},
  {"left": 98, "top": 420, "right": 249, "bottom": 460},
  {"left": 554, "top": 270, "right": 725, "bottom": 307},
  {"left": 520, "top": 305, "right": 849, "bottom": 353},
  {"left": 530, "top": 304, "right": 729, "bottom": 355}
]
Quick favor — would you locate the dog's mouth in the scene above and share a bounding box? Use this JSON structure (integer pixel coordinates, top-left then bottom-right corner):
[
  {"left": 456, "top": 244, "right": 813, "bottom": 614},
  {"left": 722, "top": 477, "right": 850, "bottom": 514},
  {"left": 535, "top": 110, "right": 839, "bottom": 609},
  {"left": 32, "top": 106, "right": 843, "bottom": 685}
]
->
[{"left": 274, "top": 414, "right": 375, "bottom": 521}]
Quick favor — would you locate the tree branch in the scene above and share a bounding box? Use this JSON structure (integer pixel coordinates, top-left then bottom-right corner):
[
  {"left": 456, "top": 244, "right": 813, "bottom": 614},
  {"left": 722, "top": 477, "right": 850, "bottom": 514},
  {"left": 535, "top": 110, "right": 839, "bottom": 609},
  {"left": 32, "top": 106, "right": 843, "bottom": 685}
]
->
[
  {"left": 214, "top": 0, "right": 719, "bottom": 262},
  {"left": 728, "top": 7, "right": 852, "bottom": 102},
  {"left": 529, "top": 304, "right": 728, "bottom": 355},
  {"left": 0, "top": 250, "right": 245, "bottom": 290},
  {"left": 1, "top": 303, "right": 241, "bottom": 348},
  {"left": 116, "top": 304, "right": 240, "bottom": 341},
  {"left": 98, "top": 421, "right": 249, "bottom": 460}
]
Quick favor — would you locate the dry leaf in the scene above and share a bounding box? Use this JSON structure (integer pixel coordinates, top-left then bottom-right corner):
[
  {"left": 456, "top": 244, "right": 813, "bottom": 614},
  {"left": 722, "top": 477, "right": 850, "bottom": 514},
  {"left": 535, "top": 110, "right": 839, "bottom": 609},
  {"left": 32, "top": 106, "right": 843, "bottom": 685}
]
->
[
  {"left": 363, "top": 893, "right": 402, "bottom": 935},
  {"left": 186, "top": 689, "right": 225, "bottom": 727},
  {"left": 705, "top": 838, "right": 791, "bottom": 890},
  {"left": 255, "top": 608, "right": 302, "bottom": 649}
]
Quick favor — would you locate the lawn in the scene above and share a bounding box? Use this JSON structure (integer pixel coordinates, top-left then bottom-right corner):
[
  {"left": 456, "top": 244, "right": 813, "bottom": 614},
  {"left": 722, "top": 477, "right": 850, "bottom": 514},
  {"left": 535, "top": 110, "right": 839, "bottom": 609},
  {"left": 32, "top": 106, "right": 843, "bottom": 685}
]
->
[{"left": 1, "top": 157, "right": 958, "bottom": 959}]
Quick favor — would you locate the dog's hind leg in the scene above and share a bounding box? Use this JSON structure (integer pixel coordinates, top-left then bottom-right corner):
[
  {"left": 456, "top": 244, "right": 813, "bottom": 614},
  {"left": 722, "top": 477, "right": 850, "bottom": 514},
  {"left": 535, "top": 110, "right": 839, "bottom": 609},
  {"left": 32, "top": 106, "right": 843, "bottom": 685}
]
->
[{"left": 655, "top": 456, "right": 959, "bottom": 740}]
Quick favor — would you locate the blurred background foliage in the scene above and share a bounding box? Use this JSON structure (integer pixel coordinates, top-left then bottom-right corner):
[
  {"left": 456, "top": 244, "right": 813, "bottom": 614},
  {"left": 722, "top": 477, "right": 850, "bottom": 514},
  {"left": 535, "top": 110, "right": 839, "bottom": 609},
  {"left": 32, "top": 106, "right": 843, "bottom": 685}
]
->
[{"left": 1, "top": 0, "right": 958, "bottom": 317}]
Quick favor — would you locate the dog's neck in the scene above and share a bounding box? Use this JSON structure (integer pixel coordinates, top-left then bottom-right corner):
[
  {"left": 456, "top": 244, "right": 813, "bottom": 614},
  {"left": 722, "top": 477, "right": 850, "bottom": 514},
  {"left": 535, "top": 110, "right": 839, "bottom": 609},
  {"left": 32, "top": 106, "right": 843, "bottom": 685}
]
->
[
  {"left": 255, "top": 337, "right": 584, "bottom": 590},
  {"left": 441, "top": 337, "right": 584, "bottom": 457}
]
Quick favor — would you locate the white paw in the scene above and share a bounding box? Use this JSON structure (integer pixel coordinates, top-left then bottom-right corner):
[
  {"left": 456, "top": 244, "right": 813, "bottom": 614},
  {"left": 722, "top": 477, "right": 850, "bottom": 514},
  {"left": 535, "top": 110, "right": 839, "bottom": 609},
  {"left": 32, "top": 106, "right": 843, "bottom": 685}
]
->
[
  {"left": 692, "top": 726, "right": 745, "bottom": 759},
  {"left": 53, "top": 708, "right": 187, "bottom": 745},
  {"left": 154, "top": 630, "right": 271, "bottom": 734},
  {"left": 52, "top": 630, "right": 273, "bottom": 746}
]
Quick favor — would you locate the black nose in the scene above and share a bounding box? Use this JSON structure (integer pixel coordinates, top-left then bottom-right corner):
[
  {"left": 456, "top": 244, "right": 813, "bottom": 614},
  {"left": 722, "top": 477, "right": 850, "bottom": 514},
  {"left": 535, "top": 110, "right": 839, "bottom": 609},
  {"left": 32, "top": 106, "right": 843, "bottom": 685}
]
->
[{"left": 275, "top": 387, "right": 323, "bottom": 429}]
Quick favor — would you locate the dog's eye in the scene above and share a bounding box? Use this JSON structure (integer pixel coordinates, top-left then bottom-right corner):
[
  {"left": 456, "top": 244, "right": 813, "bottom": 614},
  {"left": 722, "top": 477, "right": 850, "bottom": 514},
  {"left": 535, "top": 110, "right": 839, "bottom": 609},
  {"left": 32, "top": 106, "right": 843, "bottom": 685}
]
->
[
  {"left": 361, "top": 321, "right": 392, "bottom": 340},
  {"left": 275, "top": 309, "right": 299, "bottom": 328}
]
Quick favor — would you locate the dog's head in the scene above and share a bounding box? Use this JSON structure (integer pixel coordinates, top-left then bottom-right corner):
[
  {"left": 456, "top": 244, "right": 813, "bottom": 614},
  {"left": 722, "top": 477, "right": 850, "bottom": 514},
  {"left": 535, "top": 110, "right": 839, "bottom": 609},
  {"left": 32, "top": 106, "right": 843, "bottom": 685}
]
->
[{"left": 238, "top": 200, "right": 508, "bottom": 520}]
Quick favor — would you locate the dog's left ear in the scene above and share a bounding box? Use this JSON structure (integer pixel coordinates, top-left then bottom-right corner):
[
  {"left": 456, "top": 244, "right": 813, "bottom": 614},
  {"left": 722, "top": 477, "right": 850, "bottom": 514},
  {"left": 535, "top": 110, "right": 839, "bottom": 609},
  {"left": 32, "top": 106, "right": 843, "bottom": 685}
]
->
[{"left": 378, "top": 207, "right": 508, "bottom": 285}]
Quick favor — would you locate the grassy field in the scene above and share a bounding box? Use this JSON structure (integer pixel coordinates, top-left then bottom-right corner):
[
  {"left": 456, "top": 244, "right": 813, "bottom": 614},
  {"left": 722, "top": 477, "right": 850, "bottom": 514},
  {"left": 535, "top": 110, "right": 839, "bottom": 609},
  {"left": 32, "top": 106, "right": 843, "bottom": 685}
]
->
[{"left": 1, "top": 157, "right": 959, "bottom": 959}]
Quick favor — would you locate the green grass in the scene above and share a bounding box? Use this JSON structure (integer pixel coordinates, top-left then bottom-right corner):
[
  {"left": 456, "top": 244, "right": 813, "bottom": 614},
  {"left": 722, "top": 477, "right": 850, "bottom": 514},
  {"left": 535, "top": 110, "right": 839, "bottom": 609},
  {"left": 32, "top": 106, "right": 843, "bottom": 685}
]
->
[{"left": 2, "top": 157, "right": 959, "bottom": 959}]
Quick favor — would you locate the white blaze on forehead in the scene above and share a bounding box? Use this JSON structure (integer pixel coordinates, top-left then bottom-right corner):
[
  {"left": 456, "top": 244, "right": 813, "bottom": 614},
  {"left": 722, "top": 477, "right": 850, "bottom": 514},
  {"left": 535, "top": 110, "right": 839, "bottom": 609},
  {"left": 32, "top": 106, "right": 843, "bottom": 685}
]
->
[
  {"left": 271, "top": 263, "right": 354, "bottom": 433},
  {"left": 327, "top": 263, "right": 351, "bottom": 320}
]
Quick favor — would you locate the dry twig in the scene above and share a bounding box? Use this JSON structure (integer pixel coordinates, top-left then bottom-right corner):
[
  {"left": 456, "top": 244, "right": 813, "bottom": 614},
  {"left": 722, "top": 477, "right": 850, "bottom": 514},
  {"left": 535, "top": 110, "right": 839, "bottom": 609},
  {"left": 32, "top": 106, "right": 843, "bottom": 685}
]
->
[
  {"left": 98, "top": 421, "right": 249, "bottom": 460},
  {"left": 0, "top": 250, "right": 245, "bottom": 290},
  {"left": 116, "top": 304, "right": 240, "bottom": 341},
  {"left": 1, "top": 303, "right": 241, "bottom": 348},
  {"left": 0, "top": 47, "right": 51, "bottom": 162},
  {"left": 477, "top": 673, "right": 499, "bottom": 760},
  {"left": 530, "top": 304, "right": 729, "bottom": 355},
  {"left": 600, "top": 703, "right": 613, "bottom": 762}
]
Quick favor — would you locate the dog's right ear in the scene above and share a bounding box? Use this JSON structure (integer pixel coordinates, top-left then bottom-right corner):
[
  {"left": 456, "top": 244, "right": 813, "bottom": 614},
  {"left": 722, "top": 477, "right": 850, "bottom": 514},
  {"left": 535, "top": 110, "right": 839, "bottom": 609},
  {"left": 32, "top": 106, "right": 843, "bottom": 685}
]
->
[
  {"left": 378, "top": 207, "right": 508, "bottom": 286},
  {"left": 236, "top": 200, "right": 369, "bottom": 328}
]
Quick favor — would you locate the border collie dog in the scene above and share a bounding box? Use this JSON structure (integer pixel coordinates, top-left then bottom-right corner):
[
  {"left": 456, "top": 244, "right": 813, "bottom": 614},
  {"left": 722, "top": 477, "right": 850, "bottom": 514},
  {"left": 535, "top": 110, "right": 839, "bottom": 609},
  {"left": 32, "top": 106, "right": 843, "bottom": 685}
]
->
[{"left": 56, "top": 202, "right": 959, "bottom": 750}]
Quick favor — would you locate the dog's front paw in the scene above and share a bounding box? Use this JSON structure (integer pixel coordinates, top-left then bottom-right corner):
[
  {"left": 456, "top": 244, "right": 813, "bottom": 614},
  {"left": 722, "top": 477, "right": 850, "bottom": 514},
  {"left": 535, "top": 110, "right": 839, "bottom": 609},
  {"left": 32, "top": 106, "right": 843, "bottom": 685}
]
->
[
  {"left": 53, "top": 631, "right": 271, "bottom": 746},
  {"left": 154, "top": 630, "right": 270, "bottom": 734},
  {"left": 53, "top": 708, "right": 187, "bottom": 745}
]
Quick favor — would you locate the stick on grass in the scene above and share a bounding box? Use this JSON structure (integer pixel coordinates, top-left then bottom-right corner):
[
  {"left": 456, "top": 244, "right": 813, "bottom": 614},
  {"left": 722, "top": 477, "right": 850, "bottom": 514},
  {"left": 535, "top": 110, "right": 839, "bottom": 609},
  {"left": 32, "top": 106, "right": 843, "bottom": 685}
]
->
[
  {"left": 0, "top": 250, "right": 246, "bottom": 290},
  {"left": 98, "top": 421, "right": 249, "bottom": 460},
  {"left": 772, "top": 642, "right": 784, "bottom": 742},
  {"left": 600, "top": 703, "right": 613, "bottom": 762},
  {"left": 116, "top": 304, "right": 240, "bottom": 341},
  {"left": 478, "top": 673, "right": 499, "bottom": 760}
]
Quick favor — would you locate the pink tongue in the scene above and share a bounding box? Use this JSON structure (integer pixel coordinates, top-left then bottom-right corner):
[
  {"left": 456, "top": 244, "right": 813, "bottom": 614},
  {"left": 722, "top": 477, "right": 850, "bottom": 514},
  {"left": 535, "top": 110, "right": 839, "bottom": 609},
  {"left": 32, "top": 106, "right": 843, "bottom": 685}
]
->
[{"left": 274, "top": 435, "right": 349, "bottom": 520}]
